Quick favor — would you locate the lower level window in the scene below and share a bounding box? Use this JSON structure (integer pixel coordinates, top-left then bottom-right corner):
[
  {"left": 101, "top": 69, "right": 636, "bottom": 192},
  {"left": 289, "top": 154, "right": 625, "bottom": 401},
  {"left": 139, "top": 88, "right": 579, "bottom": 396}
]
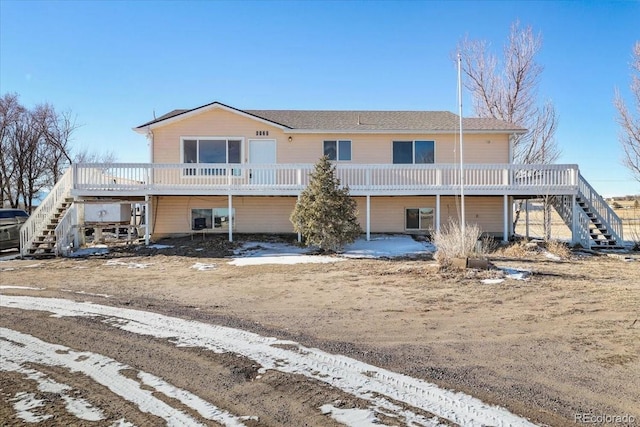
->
[
  {"left": 192, "top": 208, "right": 235, "bottom": 230},
  {"left": 405, "top": 208, "right": 434, "bottom": 230}
]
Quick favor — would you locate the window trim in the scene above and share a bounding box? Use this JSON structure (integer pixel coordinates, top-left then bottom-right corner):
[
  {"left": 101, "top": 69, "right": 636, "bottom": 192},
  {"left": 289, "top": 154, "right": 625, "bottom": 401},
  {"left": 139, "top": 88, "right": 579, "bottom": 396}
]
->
[
  {"left": 180, "top": 136, "right": 244, "bottom": 164},
  {"left": 181, "top": 136, "right": 244, "bottom": 176},
  {"left": 323, "top": 139, "right": 352, "bottom": 162},
  {"left": 404, "top": 207, "right": 435, "bottom": 231},
  {"left": 191, "top": 207, "right": 236, "bottom": 231},
  {"left": 392, "top": 140, "right": 436, "bottom": 164}
]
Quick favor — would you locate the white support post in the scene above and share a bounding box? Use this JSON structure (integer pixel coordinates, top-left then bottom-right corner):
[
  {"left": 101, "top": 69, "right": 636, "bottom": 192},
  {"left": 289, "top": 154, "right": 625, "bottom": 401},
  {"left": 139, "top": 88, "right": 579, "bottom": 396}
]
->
[
  {"left": 571, "top": 194, "right": 578, "bottom": 246},
  {"left": 73, "top": 198, "right": 80, "bottom": 249},
  {"left": 144, "top": 195, "right": 151, "bottom": 246},
  {"left": 508, "top": 196, "right": 514, "bottom": 237},
  {"left": 525, "top": 199, "right": 530, "bottom": 240},
  {"left": 435, "top": 194, "right": 441, "bottom": 233},
  {"left": 366, "top": 194, "right": 371, "bottom": 241},
  {"left": 228, "top": 194, "right": 233, "bottom": 242},
  {"left": 503, "top": 195, "right": 509, "bottom": 242}
]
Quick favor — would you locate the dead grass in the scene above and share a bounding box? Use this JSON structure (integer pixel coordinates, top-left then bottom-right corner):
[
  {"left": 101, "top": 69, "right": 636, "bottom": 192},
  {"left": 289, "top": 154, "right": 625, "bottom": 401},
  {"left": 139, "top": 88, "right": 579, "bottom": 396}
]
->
[{"left": 544, "top": 239, "right": 572, "bottom": 259}]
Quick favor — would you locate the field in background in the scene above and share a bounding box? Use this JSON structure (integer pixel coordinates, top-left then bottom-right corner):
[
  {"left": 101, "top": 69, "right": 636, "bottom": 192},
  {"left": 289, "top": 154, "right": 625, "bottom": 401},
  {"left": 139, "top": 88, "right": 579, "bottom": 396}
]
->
[{"left": 514, "top": 199, "right": 639, "bottom": 245}]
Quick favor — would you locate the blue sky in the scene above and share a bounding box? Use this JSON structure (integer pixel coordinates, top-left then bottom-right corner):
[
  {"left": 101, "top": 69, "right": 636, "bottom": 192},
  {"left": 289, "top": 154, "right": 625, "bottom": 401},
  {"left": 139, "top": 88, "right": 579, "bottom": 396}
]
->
[{"left": 1, "top": 0, "right": 638, "bottom": 197}]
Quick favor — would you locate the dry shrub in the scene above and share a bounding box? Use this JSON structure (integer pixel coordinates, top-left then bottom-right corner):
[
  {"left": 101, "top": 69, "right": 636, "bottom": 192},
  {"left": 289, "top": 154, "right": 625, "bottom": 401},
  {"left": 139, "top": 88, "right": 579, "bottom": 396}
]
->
[
  {"left": 545, "top": 240, "right": 572, "bottom": 259},
  {"left": 433, "top": 220, "right": 482, "bottom": 268},
  {"left": 498, "top": 240, "right": 537, "bottom": 258}
]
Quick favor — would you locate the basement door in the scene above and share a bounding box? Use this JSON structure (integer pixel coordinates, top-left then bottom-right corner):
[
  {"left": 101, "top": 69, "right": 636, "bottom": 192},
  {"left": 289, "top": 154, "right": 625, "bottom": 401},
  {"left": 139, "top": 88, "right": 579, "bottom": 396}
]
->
[{"left": 249, "top": 139, "right": 276, "bottom": 185}]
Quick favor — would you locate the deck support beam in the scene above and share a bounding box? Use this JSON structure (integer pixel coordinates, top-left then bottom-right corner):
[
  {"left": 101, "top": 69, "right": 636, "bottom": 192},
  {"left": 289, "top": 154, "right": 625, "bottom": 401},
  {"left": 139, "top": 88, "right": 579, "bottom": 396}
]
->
[
  {"left": 525, "top": 199, "right": 530, "bottom": 239},
  {"left": 228, "top": 194, "right": 233, "bottom": 242},
  {"left": 366, "top": 194, "right": 371, "bottom": 241},
  {"left": 503, "top": 195, "right": 509, "bottom": 242},
  {"left": 144, "top": 195, "right": 150, "bottom": 246},
  {"left": 571, "top": 194, "right": 578, "bottom": 246},
  {"left": 435, "top": 194, "right": 441, "bottom": 233}
]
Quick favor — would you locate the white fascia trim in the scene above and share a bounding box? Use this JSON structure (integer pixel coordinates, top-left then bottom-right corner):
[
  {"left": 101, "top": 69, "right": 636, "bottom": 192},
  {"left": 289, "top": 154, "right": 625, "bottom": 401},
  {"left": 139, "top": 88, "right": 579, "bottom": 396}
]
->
[
  {"left": 134, "top": 125, "right": 150, "bottom": 135},
  {"left": 284, "top": 129, "right": 527, "bottom": 135},
  {"left": 135, "top": 103, "right": 290, "bottom": 133}
]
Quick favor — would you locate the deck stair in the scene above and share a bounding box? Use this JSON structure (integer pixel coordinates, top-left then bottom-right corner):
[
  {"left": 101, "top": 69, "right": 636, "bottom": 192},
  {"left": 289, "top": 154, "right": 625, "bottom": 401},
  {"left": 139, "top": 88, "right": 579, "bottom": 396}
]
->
[
  {"left": 551, "top": 173, "right": 624, "bottom": 249},
  {"left": 24, "top": 198, "right": 74, "bottom": 257},
  {"left": 20, "top": 168, "right": 75, "bottom": 258}
]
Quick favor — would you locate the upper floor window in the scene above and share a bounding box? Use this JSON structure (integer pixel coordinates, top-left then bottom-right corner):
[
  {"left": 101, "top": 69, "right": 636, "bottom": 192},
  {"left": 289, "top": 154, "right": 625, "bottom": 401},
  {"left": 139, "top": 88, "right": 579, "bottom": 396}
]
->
[
  {"left": 324, "top": 140, "right": 352, "bottom": 161},
  {"left": 182, "top": 138, "right": 242, "bottom": 176},
  {"left": 393, "top": 140, "right": 435, "bottom": 164}
]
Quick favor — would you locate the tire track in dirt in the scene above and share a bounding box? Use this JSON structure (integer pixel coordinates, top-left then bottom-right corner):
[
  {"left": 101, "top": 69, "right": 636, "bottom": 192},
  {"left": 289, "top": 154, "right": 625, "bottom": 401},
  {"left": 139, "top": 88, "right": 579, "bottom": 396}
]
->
[{"left": 1, "top": 295, "right": 538, "bottom": 426}]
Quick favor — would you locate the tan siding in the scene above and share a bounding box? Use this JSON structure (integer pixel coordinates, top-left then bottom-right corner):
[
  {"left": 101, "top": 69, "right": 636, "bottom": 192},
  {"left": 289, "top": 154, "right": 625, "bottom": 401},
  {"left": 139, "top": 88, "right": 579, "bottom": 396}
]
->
[
  {"left": 234, "top": 197, "right": 297, "bottom": 233},
  {"left": 152, "top": 109, "right": 289, "bottom": 163},
  {"left": 439, "top": 196, "right": 504, "bottom": 234},
  {"left": 282, "top": 133, "right": 510, "bottom": 164},
  {"left": 151, "top": 195, "right": 506, "bottom": 238},
  {"left": 151, "top": 195, "right": 297, "bottom": 238},
  {"left": 152, "top": 195, "right": 228, "bottom": 236},
  {"left": 150, "top": 107, "right": 511, "bottom": 165}
]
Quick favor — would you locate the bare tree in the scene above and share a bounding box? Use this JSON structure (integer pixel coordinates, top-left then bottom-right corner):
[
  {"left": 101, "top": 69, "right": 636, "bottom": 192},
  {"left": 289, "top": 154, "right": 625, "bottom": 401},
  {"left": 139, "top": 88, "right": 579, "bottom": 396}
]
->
[
  {"left": 0, "top": 93, "right": 24, "bottom": 207},
  {"left": 457, "top": 21, "right": 560, "bottom": 232},
  {"left": 42, "top": 105, "right": 78, "bottom": 184},
  {"left": 458, "top": 21, "right": 559, "bottom": 164},
  {"left": 73, "top": 147, "right": 117, "bottom": 164},
  {"left": 0, "top": 93, "right": 112, "bottom": 211},
  {"left": 615, "top": 41, "right": 640, "bottom": 182}
]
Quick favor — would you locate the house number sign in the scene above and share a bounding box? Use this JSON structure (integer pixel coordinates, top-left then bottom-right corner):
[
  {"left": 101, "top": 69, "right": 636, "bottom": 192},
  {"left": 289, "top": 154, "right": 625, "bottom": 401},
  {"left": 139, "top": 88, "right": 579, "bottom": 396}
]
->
[{"left": 256, "top": 130, "right": 269, "bottom": 136}]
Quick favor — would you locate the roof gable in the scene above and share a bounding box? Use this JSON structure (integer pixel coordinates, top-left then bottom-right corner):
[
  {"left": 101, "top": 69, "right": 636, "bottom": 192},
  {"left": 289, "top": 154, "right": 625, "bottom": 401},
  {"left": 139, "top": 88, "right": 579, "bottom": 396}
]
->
[{"left": 135, "top": 101, "right": 527, "bottom": 134}]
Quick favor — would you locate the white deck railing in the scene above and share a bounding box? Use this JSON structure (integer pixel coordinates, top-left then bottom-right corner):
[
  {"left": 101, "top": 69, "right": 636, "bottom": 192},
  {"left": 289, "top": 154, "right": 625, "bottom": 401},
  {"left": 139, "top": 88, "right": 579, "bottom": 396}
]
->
[{"left": 73, "top": 163, "right": 580, "bottom": 195}]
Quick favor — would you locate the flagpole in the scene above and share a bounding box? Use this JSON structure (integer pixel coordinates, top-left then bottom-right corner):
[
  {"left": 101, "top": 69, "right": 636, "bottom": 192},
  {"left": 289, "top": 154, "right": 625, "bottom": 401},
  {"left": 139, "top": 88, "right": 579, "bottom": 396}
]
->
[{"left": 458, "top": 53, "right": 466, "bottom": 252}]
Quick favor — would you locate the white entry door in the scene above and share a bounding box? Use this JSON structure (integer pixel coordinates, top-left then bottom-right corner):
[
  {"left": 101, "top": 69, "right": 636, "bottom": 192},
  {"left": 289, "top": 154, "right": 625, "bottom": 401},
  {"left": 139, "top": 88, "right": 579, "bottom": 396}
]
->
[{"left": 249, "top": 139, "right": 276, "bottom": 185}]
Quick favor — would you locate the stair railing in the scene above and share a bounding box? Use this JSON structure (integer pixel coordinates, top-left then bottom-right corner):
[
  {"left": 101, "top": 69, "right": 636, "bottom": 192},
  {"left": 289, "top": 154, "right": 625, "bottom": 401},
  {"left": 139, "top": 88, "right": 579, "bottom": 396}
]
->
[
  {"left": 550, "top": 195, "right": 573, "bottom": 229},
  {"left": 550, "top": 195, "right": 592, "bottom": 248},
  {"left": 54, "top": 203, "right": 78, "bottom": 256},
  {"left": 574, "top": 206, "right": 593, "bottom": 249},
  {"left": 578, "top": 174, "right": 624, "bottom": 244},
  {"left": 20, "top": 168, "right": 74, "bottom": 257}
]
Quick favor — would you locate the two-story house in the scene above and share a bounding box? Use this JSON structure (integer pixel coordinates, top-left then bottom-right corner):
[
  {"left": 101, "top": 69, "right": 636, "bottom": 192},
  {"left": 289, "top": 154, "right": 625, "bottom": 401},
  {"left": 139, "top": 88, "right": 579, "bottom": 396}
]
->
[{"left": 20, "top": 101, "right": 623, "bottom": 256}]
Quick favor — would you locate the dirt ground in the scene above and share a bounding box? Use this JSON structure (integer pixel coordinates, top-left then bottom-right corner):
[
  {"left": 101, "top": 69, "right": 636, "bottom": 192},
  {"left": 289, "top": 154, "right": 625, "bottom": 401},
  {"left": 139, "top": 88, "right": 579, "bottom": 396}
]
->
[{"left": 1, "top": 236, "right": 639, "bottom": 426}]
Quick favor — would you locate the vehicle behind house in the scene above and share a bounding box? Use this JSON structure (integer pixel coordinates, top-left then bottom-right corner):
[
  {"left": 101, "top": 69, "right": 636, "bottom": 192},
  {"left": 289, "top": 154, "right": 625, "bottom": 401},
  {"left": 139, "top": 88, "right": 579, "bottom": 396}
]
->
[{"left": 0, "top": 209, "right": 29, "bottom": 250}]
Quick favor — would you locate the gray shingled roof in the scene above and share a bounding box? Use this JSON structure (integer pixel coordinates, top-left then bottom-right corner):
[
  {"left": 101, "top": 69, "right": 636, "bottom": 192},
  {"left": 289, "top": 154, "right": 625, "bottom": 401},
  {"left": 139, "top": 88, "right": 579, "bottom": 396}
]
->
[{"left": 136, "top": 102, "right": 526, "bottom": 133}]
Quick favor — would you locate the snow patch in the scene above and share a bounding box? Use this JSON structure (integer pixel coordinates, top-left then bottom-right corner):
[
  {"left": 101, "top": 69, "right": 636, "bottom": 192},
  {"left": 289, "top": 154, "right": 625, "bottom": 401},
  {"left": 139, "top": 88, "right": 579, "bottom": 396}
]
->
[
  {"left": 10, "top": 392, "right": 52, "bottom": 423},
  {"left": 341, "top": 235, "right": 435, "bottom": 259},
  {"left": 481, "top": 278, "right": 505, "bottom": 285},
  {"left": 0, "top": 286, "right": 44, "bottom": 290},
  {"left": 144, "top": 244, "right": 174, "bottom": 250},
  {"left": 320, "top": 404, "right": 380, "bottom": 426},
  {"left": 543, "top": 251, "right": 562, "bottom": 261},
  {"left": 229, "top": 255, "right": 344, "bottom": 266},
  {"left": 502, "top": 267, "right": 531, "bottom": 280},
  {"left": 61, "top": 289, "right": 112, "bottom": 298},
  {"left": 104, "top": 260, "right": 151, "bottom": 269},
  {"left": 67, "top": 246, "right": 110, "bottom": 258},
  {"left": 229, "top": 235, "right": 434, "bottom": 266},
  {"left": 191, "top": 262, "right": 217, "bottom": 271}
]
